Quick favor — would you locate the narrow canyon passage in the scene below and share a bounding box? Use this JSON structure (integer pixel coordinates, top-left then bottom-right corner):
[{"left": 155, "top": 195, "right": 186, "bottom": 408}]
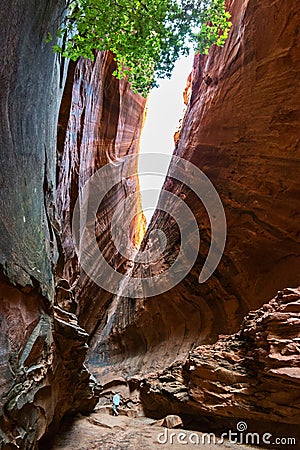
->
[
  {"left": 138, "top": 53, "right": 194, "bottom": 226},
  {"left": 0, "top": 0, "right": 300, "bottom": 449}
]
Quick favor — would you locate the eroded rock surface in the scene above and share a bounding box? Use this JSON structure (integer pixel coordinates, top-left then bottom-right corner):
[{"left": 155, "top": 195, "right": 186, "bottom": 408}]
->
[
  {"left": 56, "top": 51, "right": 147, "bottom": 335},
  {"left": 140, "top": 288, "right": 300, "bottom": 436},
  {"left": 0, "top": 1, "right": 98, "bottom": 448},
  {"left": 0, "top": 276, "right": 98, "bottom": 449},
  {"left": 0, "top": 0, "right": 61, "bottom": 297},
  {"left": 50, "top": 411, "right": 260, "bottom": 450},
  {"left": 87, "top": 0, "right": 300, "bottom": 384},
  {"left": 0, "top": 2, "right": 146, "bottom": 444}
]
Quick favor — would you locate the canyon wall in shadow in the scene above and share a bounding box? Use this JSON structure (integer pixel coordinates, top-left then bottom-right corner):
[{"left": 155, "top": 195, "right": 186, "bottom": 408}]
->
[{"left": 0, "top": 1, "right": 147, "bottom": 447}]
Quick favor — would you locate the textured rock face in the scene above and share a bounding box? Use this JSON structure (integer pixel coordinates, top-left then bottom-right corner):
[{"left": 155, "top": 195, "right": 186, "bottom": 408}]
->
[
  {"left": 0, "top": 0, "right": 61, "bottom": 296},
  {"left": 0, "top": 1, "right": 97, "bottom": 448},
  {"left": 87, "top": 0, "right": 300, "bottom": 385},
  {"left": 56, "top": 50, "right": 147, "bottom": 334},
  {"left": 1, "top": 0, "right": 299, "bottom": 445},
  {"left": 0, "top": 276, "right": 97, "bottom": 449},
  {"left": 140, "top": 288, "right": 300, "bottom": 430},
  {"left": 0, "top": 2, "right": 146, "bottom": 445}
]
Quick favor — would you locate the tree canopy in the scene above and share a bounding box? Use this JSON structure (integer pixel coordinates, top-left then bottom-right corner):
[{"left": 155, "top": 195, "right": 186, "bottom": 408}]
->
[{"left": 53, "top": 0, "right": 232, "bottom": 96}]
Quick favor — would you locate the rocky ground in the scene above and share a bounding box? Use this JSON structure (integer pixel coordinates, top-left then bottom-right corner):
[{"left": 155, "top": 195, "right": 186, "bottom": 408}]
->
[{"left": 48, "top": 411, "right": 260, "bottom": 450}]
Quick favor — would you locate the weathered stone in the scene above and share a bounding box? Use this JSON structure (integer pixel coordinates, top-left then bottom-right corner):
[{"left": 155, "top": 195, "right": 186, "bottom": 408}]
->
[
  {"left": 87, "top": 0, "right": 300, "bottom": 390},
  {"left": 0, "top": 1, "right": 98, "bottom": 448},
  {"left": 0, "top": 276, "right": 98, "bottom": 450},
  {"left": 56, "top": 50, "right": 147, "bottom": 337},
  {"left": 153, "top": 415, "right": 183, "bottom": 429},
  {"left": 140, "top": 288, "right": 300, "bottom": 432},
  {"left": 0, "top": 0, "right": 62, "bottom": 298}
]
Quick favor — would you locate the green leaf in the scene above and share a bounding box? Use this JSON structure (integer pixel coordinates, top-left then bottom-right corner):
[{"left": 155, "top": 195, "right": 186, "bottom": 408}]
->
[{"left": 45, "top": 32, "right": 53, "bottom": 43}]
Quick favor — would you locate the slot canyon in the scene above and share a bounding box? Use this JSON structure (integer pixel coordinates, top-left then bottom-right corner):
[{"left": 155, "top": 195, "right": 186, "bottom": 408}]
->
[{"left": 0, "top": 0, "right": 300, "bottom": 449}]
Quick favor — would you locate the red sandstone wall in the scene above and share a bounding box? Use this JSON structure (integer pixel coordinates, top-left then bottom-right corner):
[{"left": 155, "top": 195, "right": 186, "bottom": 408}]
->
[
  {"left": 57, "top": 51, "right": 147, "bottom": 334},
  {"left": 0, "top": 2, "right": 99, "bottom": 448},
  {"left": 87, "top": 0, "right": 300, "bottom": 382}
]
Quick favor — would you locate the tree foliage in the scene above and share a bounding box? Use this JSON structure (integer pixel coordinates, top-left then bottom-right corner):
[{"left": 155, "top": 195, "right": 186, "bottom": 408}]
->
[{"left": 53, "top": 0, "right": 232, "bottom": 96}]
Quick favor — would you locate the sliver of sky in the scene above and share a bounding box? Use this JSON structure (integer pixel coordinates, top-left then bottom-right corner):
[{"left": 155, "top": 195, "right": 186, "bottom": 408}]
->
[{"left": 139, "top": 53, "right": 194, "bottom": 226}]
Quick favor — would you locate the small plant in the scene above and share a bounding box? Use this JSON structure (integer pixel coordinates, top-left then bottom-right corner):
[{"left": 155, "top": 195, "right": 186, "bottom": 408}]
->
[{"left": 52, "top": 0, "right": 232, "bottom": 96}]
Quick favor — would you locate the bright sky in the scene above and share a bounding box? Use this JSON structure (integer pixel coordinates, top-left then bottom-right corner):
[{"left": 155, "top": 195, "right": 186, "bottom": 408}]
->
[{"left": 139, "top": 53, "right": 194, "bottom": 225}]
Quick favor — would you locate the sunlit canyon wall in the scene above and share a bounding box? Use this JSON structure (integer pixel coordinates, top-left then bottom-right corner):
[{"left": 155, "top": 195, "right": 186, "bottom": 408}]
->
[{"left": 86, "top": 0, "right": 300, "bottom": 432}]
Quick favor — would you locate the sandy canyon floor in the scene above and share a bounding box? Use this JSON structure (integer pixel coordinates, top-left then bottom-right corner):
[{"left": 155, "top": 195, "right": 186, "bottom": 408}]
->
[{"left": 49, "top": 411, "right": 260, "bottom": 450}]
